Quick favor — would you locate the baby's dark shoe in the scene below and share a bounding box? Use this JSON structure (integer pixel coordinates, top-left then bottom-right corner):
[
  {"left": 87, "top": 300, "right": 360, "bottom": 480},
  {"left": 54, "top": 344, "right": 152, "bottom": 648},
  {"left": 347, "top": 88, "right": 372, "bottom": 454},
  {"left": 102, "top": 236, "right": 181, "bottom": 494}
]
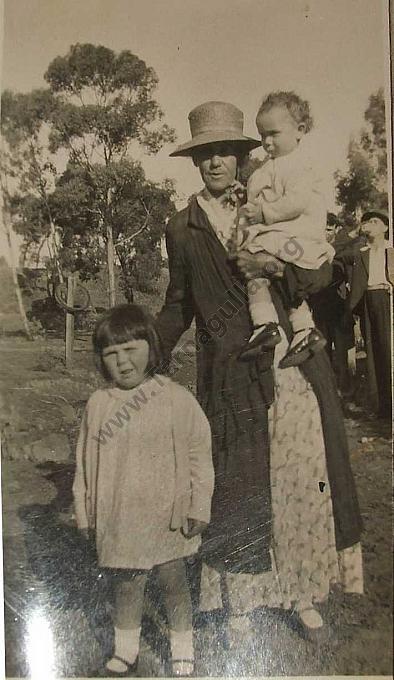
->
[
  {"left": 239, "top": 323, "right": 281, "bottom": 361},
  {"left": 279, "top": 329, "right": 326, "bottom": 369}
]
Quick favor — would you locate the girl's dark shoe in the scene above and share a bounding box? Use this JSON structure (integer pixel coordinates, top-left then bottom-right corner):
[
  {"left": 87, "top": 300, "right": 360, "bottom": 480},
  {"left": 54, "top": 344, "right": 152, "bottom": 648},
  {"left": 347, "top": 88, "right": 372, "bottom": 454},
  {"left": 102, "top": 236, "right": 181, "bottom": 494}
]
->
[
  {"left": 279, "top": 329, "right": 326, "bottom": 369},
  {"left": 102, "top": 655, "right": 139, "bottom": 677},
  {"left": 239, "top": 322, "right": 281, "bottom": 361}
]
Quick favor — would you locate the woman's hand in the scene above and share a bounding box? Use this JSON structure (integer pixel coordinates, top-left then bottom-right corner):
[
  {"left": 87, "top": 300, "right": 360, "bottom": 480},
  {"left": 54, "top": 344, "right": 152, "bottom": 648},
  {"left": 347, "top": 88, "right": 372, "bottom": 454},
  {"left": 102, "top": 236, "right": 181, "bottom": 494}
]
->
[
  {"left": 231, "top": 251, "right": 285, "bottom": 280},
  {"left": 182, "top": 518, "right": 208, "bottom": 539}
]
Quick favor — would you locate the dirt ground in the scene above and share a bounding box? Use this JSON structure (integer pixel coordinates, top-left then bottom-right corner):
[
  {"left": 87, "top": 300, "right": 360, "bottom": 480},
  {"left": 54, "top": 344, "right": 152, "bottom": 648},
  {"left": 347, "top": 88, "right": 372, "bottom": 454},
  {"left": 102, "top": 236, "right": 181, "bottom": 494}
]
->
[{"left": 1, "top": 328, "right": 392, "bottom": 678}]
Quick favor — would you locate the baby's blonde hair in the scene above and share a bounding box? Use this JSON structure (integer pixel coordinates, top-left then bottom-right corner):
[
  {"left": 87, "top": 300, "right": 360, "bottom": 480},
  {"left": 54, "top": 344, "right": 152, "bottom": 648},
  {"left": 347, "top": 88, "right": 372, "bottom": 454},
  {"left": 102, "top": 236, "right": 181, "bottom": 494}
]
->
[{"left": 257, "top": 91, "right": 313, "bottom": 133}]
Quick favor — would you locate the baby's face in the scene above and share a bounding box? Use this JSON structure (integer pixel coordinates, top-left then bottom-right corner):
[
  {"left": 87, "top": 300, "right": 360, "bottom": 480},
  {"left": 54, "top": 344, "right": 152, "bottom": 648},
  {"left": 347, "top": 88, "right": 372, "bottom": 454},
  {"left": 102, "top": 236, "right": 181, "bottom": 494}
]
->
[{"left": 256, "top": 106, "right": 304, "bottom": 158}]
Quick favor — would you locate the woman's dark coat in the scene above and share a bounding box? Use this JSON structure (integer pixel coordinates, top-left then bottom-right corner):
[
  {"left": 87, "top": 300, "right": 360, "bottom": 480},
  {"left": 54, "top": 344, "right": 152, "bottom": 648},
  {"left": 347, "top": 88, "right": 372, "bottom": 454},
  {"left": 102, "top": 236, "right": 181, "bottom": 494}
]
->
[{"left": 156, "top": 197, "right": 362, "bottom": 574}]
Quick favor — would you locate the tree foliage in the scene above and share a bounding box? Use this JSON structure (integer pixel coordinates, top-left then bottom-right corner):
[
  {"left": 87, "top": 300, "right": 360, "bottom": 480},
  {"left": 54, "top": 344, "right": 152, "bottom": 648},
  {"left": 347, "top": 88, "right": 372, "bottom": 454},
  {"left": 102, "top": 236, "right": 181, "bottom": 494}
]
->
[
  {"left": 335, "top": 88, "right": 388, "bottom": 221},
  {"left": 45, "top": 43, "right": 175, "bottom": 161},
  {"left": 1, "top": 89, "right": 61, "bottom": 268},
  {"left": 1, "top": 44, "right": 177, "bottom": 302},
  {"left": 44, "top": 43, "right": 176, "bottom": 300},
  {"left": 50, "top": 159, "right": 175, "bottom": 299}
]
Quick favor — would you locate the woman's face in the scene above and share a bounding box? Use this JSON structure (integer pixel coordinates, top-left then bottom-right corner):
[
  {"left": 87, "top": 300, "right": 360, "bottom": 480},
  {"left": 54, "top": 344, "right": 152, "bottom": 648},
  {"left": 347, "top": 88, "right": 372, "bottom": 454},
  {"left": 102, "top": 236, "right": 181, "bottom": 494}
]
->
[{"left": 193, "top": 142, "right": 238, "bottom": 196}]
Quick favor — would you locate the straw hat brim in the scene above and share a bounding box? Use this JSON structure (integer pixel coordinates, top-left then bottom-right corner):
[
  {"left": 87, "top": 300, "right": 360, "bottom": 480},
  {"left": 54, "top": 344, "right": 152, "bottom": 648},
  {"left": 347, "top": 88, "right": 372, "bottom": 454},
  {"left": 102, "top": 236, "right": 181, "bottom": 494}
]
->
[{"left": 169, "top": 131, "right": 261, "bottom": 157}]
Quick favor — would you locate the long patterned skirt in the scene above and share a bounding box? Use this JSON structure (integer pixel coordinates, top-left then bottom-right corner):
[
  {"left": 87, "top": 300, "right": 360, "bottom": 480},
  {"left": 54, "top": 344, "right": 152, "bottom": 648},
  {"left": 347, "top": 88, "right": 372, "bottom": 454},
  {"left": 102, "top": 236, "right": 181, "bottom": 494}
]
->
[{"left": 200, "top": 329, "right": 363, "bottom": 614}]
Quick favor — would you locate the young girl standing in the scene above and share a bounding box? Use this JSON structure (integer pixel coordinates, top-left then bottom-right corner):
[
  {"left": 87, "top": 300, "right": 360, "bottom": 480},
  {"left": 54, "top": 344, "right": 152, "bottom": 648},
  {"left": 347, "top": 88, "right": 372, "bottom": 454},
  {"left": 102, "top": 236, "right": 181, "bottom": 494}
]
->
[{"left": 73, "top": 304, "right": 214, "bottom": 677}]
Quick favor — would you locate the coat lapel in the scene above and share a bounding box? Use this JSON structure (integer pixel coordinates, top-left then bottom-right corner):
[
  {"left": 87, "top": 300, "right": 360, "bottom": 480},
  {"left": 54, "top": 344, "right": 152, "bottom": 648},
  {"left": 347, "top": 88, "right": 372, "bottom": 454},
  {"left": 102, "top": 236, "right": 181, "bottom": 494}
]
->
[
  {"left": 350, "top": 249, "right": 369, "bottom": 310},
  {"left": 188, "top": 196, "right": 227, "bottom": 246},
  {"left": 187, "top": 197, "right": 240, "bottom": 292},
  {"left": 360, "top": 248, "right": 369, "bottom": 276}
]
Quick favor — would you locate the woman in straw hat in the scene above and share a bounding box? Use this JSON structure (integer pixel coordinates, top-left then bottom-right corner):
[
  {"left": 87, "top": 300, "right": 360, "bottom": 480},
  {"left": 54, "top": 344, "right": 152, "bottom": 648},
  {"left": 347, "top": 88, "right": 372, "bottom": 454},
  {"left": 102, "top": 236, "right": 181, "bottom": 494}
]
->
[{"left": 156, "top": 101, "right": 363, "bottom": 646}]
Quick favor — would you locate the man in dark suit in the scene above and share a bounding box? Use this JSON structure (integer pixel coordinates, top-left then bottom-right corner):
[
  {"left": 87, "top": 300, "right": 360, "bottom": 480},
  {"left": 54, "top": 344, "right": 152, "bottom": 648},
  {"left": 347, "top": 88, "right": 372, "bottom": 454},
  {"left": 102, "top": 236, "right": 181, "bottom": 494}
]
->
[
  {"left": 346, "top": 209, "right": 392, "bottom": 418},
  {"left": 312, "top": 213, "right": 356, "bottom": 394}
]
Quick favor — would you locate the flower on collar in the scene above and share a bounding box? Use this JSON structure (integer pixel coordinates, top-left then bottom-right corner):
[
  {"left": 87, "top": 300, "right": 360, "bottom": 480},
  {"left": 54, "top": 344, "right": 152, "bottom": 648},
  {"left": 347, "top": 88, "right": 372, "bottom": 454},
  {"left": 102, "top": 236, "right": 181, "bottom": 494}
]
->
[{"left": 222, "top": 182, "right": 247, "bottom": 209}]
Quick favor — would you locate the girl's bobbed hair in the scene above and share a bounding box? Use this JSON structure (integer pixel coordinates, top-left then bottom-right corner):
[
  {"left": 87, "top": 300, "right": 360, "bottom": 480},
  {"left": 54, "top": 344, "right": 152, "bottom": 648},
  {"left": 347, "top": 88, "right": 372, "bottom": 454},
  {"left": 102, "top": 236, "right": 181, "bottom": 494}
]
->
[
  {"left": 257, "top": 91, "right": 314, "bottom": 134},
  {"left": 93, "top": 304, "right": 164, "bottom": 380}
]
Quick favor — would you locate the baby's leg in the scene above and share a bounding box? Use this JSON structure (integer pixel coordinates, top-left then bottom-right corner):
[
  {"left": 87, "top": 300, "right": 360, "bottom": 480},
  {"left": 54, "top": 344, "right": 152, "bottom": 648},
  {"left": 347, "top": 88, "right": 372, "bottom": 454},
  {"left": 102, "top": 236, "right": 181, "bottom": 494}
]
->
[
  {"left": 278, "top": 301, "right": 326, "bottom": 368},
  {"left": 157, "top": 558, "right": 194, "bottom": 675},
  {"left": 288, "top": 301, "right": 315, "bottom": 348},
  {"left": 276, "top": 262, "right": 329, "bottom": 367},
  {"left": 238, "top": 278, "right": 281, "bottom": 360},
  {"left": 106, "top": 571, "right": 148, "bottom": 673},
  {"left": 248, "top": 277, "right": 279, "bottom": 336}
]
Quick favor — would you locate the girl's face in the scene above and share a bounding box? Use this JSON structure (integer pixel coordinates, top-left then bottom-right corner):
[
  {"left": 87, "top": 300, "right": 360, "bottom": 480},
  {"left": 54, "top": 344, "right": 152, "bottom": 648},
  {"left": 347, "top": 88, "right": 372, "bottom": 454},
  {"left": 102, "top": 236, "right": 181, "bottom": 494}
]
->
[
  {"left": 256, "top": 106, "right": 305, "bottom": 158},
  {"left": 102, "top": 339, "right": 150, "bottom": 389}
]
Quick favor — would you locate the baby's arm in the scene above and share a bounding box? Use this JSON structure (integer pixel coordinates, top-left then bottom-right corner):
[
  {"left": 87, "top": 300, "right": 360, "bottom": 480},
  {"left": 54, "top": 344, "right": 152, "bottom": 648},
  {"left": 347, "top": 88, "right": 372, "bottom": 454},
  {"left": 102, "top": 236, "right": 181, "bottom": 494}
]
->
[
  {"left": 241, "top": 165, "right": 311, "bottom": 226},
  {"left": 260, "top": 165, "right": 314, "bottom": 225},
  {"left": 184, "top": 393, "right": 214, "bottom": 537},
  {"left": 240, "top": 168, "right": 268, "bottom": 225}
]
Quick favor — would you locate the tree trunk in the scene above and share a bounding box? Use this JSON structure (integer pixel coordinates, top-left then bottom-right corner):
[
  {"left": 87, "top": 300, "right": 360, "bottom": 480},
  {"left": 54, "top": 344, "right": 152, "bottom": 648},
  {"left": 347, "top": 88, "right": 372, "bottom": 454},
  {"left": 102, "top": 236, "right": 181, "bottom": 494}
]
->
[
  {"left": 105, "top": 188, "right": 116, "bottom": 308},
  {"left": 117, "top": 252, "right": 134, "bottom": 303},
  {"left": 65, "top": 275, "right": 75, "bottom": 367},
  {"left": 1, "top": 203, "right": 33, "bottom": 340},
  {"left": 106, "top": 222, "right": 116, "bottom": 308}
]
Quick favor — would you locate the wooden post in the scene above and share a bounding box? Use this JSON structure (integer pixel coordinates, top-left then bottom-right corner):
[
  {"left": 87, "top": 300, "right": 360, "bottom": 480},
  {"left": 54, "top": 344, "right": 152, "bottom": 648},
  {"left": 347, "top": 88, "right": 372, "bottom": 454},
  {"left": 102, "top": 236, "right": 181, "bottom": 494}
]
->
[{"left": 65, "top": 274, "right": 75, "bottom": 367}]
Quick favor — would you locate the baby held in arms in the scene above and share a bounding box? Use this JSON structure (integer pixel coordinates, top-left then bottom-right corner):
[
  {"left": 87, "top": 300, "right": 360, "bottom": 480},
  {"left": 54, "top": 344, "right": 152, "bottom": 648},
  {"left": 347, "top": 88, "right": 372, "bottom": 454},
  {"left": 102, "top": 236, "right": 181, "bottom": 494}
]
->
[{"left": 237, "top": 91, "right": 334, "bottom": 368}]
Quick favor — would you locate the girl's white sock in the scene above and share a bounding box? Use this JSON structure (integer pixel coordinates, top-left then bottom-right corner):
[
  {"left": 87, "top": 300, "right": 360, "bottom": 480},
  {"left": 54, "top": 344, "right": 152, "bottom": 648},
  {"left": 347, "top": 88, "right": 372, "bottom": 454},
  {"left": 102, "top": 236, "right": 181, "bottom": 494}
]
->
[
  {"left": 106, "top": 626, "right": 141, "bottom": 672},
  {"left": 170, "top": 628, "right": 194, "bottom": 660}
]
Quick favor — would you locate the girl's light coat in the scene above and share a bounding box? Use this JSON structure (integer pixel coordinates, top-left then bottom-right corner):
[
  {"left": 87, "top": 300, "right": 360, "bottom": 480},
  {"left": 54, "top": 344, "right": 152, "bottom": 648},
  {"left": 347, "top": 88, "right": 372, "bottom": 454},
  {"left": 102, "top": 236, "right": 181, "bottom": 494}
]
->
[{"left": 72, "top": 377, "right": 214, "bottom": 538}]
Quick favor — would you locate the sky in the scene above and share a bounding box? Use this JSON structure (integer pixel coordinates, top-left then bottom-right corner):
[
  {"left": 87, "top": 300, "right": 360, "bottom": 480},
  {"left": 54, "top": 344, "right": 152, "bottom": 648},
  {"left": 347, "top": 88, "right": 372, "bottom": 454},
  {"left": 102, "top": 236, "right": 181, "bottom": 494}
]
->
[{"left": 0, "top": 0, "right": 390, "bottom": 261}]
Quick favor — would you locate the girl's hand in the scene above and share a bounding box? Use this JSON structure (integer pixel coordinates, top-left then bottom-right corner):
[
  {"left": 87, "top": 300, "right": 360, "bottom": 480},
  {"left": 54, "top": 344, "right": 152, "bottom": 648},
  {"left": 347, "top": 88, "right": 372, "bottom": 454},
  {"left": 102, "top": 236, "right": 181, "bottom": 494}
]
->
[
  {"left": 182, "top": 519, "right": 208, "bottom": 539},
  {"left": 79, "top": 527, "right": 93, "bottom": 541},
  {"left": 239, "top": 201, "right": 263, "bottom": 225}
]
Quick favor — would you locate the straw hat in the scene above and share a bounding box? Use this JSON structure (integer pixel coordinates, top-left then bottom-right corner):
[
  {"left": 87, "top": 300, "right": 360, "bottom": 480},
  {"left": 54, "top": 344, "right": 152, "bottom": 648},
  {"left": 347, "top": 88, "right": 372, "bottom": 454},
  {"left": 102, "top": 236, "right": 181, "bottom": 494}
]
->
[{"left": 170, "top": 101, "right": 261, "bottom": 157}]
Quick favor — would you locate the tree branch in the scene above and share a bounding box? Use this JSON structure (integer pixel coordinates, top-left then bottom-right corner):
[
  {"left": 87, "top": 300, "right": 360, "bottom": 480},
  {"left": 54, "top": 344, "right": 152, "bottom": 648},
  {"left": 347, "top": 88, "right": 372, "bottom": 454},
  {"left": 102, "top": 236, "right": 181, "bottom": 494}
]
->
[{"left": 115, "top": 216, "right": 150, "bottom": 247}]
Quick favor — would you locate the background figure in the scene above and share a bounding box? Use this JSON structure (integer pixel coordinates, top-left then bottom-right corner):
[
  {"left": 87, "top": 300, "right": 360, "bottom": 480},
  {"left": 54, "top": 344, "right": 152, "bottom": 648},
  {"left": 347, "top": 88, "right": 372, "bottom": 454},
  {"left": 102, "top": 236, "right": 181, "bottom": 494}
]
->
[
  {"left": 346, "top": 209, "right": 392, "bottom": 418},
  {"left": 312, "top": 213, "right": 358, "bottom": 394}
]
